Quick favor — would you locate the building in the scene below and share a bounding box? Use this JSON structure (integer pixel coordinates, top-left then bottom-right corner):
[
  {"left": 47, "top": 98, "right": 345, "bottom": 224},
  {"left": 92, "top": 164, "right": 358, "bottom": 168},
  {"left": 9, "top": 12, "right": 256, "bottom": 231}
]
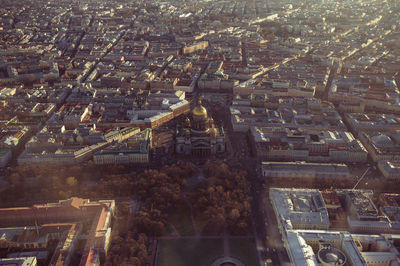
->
[
  {"left": 261, "top": 161, "right": 351, "bottom": 180},
  {"left": 270, "top": 189, "right": 400, "bottom": 266},
  {"left": 0, "top": 198, "right": 115, "bottom": 266},
  {"left": 18, "top": 127, "right": 139, "bottom": 166},
  {"left": 182, "top": 41, "right": 209, "bottom": 54},
  {"left": 230, "top": 97, "right": 346, "bottom": 133},
  {"left": 354, "top": 234, "right": 400, "bottom": 266},
  {"left": 359, "top": 132, "right": 400, "bottom": 162},
  {"left": 378, "top": 193, "right": 400, "bottom": 233},
  {"left": 320, "top": 190, "right": 343, "bottom": 221},
  {"left": 251, "top": 127, "right": 367, "bottom": 163},
  {"left": 93, "top": 128, "right": 152, "bottom": 164},
  {"left": 125, "top": 91, "right": 190, "bottom": 129},
  {"left": 269, "top": 188, "right": 330, "bottom": 232},
  {"left": 345, "top": 190, "right": 379, "bottom": 221},
  {"left": 0, "top": 257, "right": 37, "bottom": 266},
  {"left": 342, "top": 190, "right": 396, "bottom": 234},
  {"left": 0, "top": 224, "right": 80, "bottom": 265},
  {"left": 378, "top": 161, "right": 400, "bottom": 180},
  {"left": 175, "top": 99, "right": 225, "bottom": 156},
  {"left": 285, "top": 230, "right": 400, "bottom": 266},
  {"left": 328, "top": 75, "right": 400, "bottom": 113},
  {"left": 7, "top": 251, "right": 48, "bottom": 265},
  {"left": 232, "top": 76, "right": 318, "bottom": 98},
  {"left": 58, "top": 104, "right": 91, "bottom": 130},
  {"left": 284, "top": 230, "right": 319, "bottom": 266},
  {"left": 284, "top": 230, "right": 370, "bottom": 266},
  {"left": 379, "top": 193, "right": 400, "bottom": 208},
  {"left": 344, "top": 113, "right": 400, "bottom": 136},
  {"left": 0, "top": 148, "right": 11, "bottom": 168}
]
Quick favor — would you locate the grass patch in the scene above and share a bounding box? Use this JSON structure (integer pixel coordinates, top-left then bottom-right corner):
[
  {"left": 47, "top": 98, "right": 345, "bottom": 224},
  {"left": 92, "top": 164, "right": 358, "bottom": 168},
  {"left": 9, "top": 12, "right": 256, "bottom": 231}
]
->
[
  {"left": 229, "top": 238, "right": 258, "bottom": 266},
  {"left": 155, "top": 239, "right": 223, "bottom": 266},
  {"left": 168, "top": 203, "right": 195, "bottom": 236},
  {"left": 193, "top": 213, "right": 210, "bottom": 235}
]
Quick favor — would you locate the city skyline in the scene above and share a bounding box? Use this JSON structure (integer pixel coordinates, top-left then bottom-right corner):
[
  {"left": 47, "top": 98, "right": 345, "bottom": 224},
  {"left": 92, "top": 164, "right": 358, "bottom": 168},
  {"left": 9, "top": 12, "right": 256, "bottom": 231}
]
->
[{"left": 0, "top": 0, "right": 400, "bottom": 265}]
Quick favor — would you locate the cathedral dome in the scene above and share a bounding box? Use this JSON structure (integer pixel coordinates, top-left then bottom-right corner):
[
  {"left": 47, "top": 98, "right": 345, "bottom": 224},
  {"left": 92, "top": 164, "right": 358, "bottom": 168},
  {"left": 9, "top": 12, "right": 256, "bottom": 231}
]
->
[{"left": 192, "top": 99, "right": 208, "bottom": 118}]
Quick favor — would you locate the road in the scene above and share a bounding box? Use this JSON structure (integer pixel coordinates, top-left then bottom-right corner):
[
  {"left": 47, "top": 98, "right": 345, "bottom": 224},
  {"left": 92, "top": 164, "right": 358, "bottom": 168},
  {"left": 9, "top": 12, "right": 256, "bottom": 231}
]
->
[
  {"left": 353, "top": 167, "right": 371, "bottom": 189},
  {"left": 321, "top": 59, "right": 339, "bottom": 100}
]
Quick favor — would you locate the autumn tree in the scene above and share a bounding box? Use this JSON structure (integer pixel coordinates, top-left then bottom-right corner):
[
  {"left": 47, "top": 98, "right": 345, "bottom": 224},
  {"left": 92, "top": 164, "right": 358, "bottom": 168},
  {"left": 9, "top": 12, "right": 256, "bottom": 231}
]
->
[
  {"left": 193, "top": 161, "right": 252, "bottom": 235},
  {"left": 132, "top": 166, "right": 191, "bottom": 212},
  {"left": 132, "top": 209, "right": 166, "bottom": 236},
  {"left": 66, "top": 176, "right": 78, "bottom": 186}
]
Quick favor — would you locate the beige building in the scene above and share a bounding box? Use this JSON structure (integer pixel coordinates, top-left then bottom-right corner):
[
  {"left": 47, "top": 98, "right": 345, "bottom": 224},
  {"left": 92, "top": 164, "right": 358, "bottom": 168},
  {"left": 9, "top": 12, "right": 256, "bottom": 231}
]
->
[
  {"left": 251, "top": 127, "right": 367, "bottom": 163},
  {"left": 94, "top": 129, "right": 151, "bottom": 165},
  {"left": 378, "top": 161, "right": 400, "bottom": 180},
  {"left": 359, "top": 132, "right": 400, "bottom": 162}
]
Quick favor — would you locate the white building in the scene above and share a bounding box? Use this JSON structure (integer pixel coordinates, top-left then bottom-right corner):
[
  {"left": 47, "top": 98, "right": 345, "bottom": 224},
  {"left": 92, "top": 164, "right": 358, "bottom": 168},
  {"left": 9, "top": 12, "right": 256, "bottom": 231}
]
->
[
  {"left": 269, "top": 188, "right": 330, "bottom": 232},
  {"left": 284, "top": 230, "right": 368, "bottom": 266}
]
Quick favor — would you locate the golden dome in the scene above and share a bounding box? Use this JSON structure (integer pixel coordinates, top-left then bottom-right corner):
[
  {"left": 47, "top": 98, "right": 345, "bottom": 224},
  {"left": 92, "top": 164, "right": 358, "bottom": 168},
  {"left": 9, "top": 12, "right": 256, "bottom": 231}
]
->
[{"left": 192, "top": 99, "right": 208, "bottom": 117}]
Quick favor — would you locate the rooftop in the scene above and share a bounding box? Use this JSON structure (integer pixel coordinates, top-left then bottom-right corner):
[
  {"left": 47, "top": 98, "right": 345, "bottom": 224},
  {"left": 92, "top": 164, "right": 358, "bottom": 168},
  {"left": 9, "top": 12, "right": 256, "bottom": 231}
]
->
[{"left": 270, "top": 188, "right": 330, "bottom": 230}]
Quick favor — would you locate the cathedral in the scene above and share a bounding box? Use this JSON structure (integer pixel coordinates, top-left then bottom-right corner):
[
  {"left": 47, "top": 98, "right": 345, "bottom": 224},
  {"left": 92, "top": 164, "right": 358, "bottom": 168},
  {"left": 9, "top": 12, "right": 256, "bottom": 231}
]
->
[{"left": 175, "top": 99, "right": 226, "bottom": 156}]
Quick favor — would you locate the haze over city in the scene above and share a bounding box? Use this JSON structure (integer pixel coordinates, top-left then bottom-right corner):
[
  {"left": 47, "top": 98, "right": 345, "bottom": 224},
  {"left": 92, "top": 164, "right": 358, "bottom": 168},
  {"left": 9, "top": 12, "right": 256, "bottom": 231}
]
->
[{"left": 0, "top": 0, "right": 400, "bottom": 265}]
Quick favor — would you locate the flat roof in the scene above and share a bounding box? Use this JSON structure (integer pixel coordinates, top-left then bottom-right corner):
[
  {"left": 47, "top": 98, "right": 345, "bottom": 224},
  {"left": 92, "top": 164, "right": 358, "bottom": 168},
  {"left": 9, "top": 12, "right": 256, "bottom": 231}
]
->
[
  {"left": 270, "top": 188, "right": 330, "bottom": 228},
  {"left": 0, "top": 148, "right": 11, "bottom": 156}
]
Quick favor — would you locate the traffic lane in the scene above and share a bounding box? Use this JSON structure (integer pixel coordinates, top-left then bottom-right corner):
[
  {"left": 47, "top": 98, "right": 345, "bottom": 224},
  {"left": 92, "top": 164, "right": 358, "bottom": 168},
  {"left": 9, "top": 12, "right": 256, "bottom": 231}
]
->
[
  {"left": 261, "top": 194, "right": 285, "bottom": 249},
  {"left": 251, "top": 185, "right": 288, "bottom": 266}
]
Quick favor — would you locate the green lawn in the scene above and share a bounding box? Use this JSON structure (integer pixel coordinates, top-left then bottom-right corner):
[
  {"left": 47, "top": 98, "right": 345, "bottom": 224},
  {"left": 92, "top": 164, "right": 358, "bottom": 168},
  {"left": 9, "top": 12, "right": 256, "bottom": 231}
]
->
[
  {"left": 229, "top": 238, "right": 258, "bottom": 266},
  {"left": 155, "top": 239, "right": 223, "bottom": 266}
]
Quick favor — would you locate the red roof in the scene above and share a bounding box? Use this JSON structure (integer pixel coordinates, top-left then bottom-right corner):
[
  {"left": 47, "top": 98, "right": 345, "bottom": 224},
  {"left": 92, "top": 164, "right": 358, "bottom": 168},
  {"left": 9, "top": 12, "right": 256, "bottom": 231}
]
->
[{"left": 0, "top": 198, "right": 113, "bottom": 266}]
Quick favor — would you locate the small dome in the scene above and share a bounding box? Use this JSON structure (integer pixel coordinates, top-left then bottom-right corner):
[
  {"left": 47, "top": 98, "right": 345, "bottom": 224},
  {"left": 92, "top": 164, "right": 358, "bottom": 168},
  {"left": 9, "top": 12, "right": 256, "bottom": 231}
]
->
[
  {"left": 325, "top": 252, "right": 339, "bottom": 263},
  {"left": 209, "top": 127, "right": 218, "bottom": 138}
]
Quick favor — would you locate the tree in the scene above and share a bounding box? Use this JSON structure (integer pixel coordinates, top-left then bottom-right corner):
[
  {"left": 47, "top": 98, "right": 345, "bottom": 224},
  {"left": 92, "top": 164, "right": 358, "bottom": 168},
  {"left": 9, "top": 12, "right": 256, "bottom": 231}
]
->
[
  {"left": 229, "top": 208, "right": 240, "bottom": 221},
  {"left": 9, "top": 173, "right": 21, "bottom": 187},
  {"left": 133, "top": 210, "right": 166, "bottom": 236},
  {"left": 192, "top": 162, "right": 252, "bottom": 235},
  {"left": 66, "top": 176, "right": 78, "bottom": 186},
  {"left": 128, "top": 257, "right": 141, "bottom": 265},
  {"left": 132, "top": 166, "right": 190, "bottom": 212}
]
